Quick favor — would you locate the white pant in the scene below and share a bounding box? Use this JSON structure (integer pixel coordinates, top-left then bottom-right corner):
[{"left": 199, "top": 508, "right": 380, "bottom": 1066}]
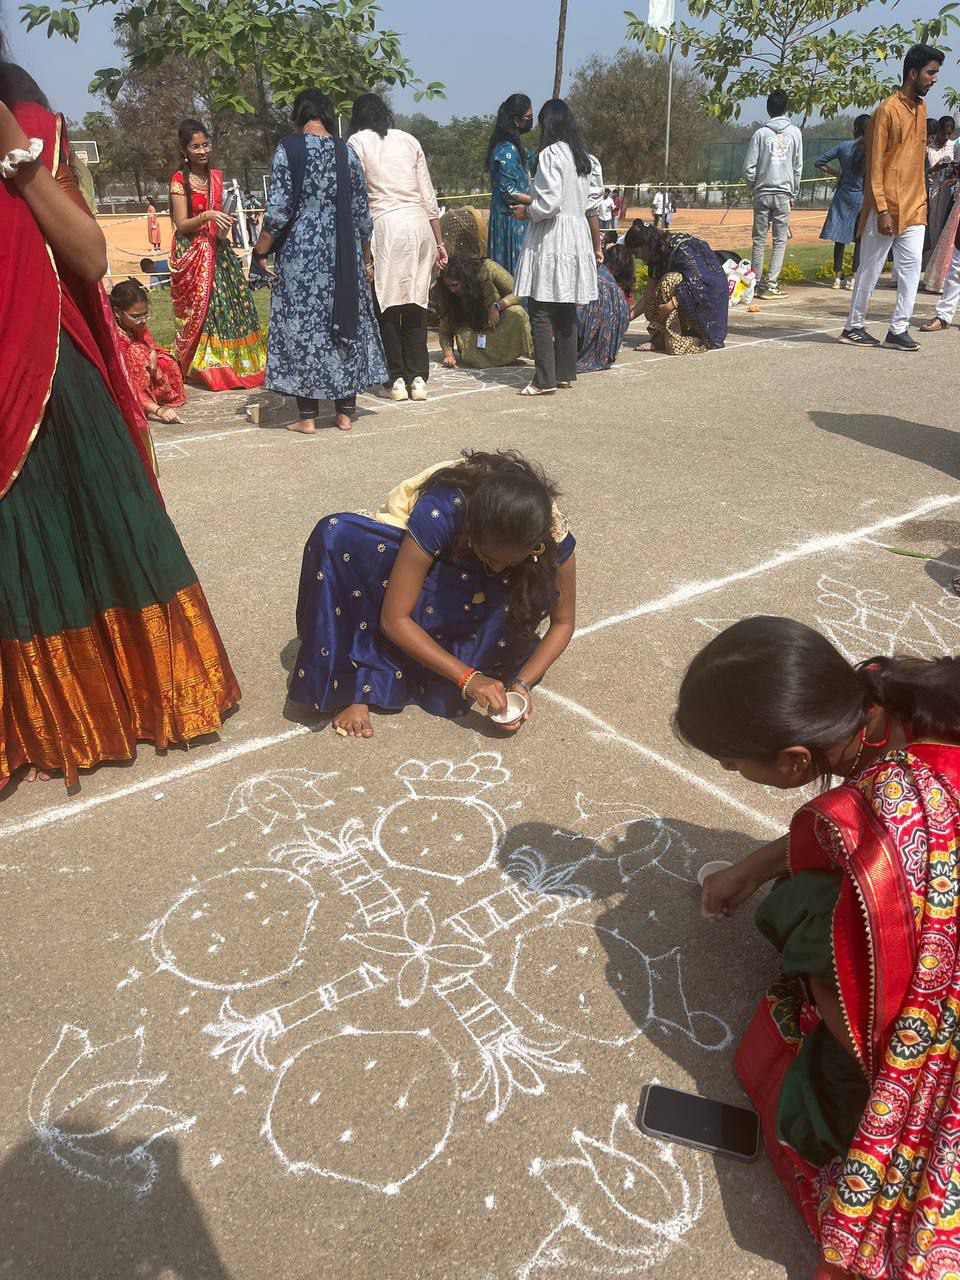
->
[
  {"left": 847, "top": 211, "right": 924, "bottom": 335},
  {"left": 935, "top": 246, "right": 960, "bottom": 324}
]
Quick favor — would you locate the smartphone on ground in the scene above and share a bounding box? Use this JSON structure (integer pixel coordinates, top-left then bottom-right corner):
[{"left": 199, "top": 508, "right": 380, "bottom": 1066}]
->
[{"left": 636, "top": 1084, "right": 760, "bottom": 1162}]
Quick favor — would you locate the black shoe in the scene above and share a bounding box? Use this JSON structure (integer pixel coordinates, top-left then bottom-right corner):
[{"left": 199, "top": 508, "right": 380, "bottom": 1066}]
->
[
  {"left": 839, "top": 327, "right": 881, "bottom": 347},
  {"left": 883, "top": 329, "right": 920, "bottom": 351}
]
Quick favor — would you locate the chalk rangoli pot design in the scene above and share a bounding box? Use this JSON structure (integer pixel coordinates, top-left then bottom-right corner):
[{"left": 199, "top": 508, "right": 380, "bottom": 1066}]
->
[
  {"left": 265, "top": 1026, "right": 458, "bottom": 1194},
  {"left": 151, "top": 866, "right": 319, "bottom": 991}
]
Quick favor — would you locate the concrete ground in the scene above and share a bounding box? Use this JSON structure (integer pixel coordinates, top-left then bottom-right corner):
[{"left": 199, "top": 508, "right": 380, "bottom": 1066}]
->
[{"left": 2, "top": 281, "right": 959, "bottom": 1280}]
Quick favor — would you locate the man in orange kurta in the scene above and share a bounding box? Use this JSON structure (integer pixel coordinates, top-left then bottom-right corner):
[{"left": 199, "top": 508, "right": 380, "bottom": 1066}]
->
[{"left": 842, "top": 44, "right": 944, "bottom": 351}]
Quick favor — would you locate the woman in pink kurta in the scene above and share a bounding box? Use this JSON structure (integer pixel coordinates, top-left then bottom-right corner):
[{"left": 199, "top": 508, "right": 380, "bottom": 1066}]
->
[{"left": 348, "top": 94, "right": 447, "bottom": 403}]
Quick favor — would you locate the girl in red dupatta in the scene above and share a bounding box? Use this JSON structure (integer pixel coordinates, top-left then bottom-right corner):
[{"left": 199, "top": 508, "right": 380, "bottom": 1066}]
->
[
  {"left": 110, "top": 277, "right": 185, "bottom": 423},
  {"left": 0, "top": 61, "right": 239, "bottom": 789},
  {"left": 169, "top": 118, "right": 266, "bottom": 390},
  {"left": 675, "top": 617, "right": 960, "bottom": 1280}
]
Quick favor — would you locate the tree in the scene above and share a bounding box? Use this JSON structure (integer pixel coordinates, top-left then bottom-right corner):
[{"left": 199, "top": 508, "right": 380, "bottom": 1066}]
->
[
  {"left": 553, "top": 0, "right": 568, "bottom": 98},
  {"left": 21, "top": 0, "right": 444, "bottom": 155},
  {"left": 625, "top": 0, "right": 960, "bottom": 124},
  {"left": 567, "top": 48, "right": 722, "bottom": 182},
  {"left": 396, "top": 112, "right": 493, "bottom": 192}
]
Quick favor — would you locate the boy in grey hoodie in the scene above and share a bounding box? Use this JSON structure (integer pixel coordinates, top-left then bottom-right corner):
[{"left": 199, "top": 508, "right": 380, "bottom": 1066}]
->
[{"left": 743, "top": 89, "right": 803, "bottom": 297}]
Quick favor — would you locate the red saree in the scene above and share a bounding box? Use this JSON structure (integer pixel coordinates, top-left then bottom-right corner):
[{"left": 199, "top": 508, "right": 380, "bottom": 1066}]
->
[
  {"left": 116, "top": 327, "right": 186, "bottom": 411},
  {"left": 169, "top": 168, "right": 266, "bottom": 390},
  {"left": 0, "top": 104, "right": 154, "bottom": 498},
  {"left": 738, "top": 743, "right": 960, "bottom": 1278}
]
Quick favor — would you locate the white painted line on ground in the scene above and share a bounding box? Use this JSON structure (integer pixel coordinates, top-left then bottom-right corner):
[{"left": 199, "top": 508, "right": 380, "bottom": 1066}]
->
[
  {"left": 0, "top": 725, "right": 313, "bottom": 841},
  {"left": 539, "top": 687, "right": 783, "bottom": 837},
  {"left": 573, "top": 492, "right": 960, "bottom": 640}
]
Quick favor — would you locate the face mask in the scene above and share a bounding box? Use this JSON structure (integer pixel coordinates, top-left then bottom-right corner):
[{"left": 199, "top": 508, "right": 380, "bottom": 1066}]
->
[{"left": 516, "top": 117, "right": 534, "bottom": 134}]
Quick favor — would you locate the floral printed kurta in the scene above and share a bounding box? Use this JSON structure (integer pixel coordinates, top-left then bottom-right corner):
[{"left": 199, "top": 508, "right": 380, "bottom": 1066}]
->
[{"left": 263, "top": 135, "right": 387, "bottom": 400}]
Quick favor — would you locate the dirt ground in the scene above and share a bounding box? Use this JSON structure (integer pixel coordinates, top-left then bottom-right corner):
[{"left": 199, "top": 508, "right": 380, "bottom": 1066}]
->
[{"left": 2, "top": 281, "right": 959, "bottom": 1280}]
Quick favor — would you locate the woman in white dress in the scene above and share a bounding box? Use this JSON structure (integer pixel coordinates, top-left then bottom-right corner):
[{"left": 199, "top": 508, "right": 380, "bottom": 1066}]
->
[
  {"left": 511, "top": 99, "right": 603, "bottom": 395},
  {"left": 348, "top": 94, "right": 448, "bottom": 403}
]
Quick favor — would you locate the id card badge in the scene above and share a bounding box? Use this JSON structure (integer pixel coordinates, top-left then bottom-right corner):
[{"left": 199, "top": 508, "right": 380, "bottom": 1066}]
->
[{"left": 477, "top": 334, "right": 487, "bottom": 349}]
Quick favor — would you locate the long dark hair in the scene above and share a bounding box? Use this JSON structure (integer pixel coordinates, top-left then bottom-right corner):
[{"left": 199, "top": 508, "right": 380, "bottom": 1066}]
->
[
  {"left": 175, "top": 118, "right": 208, "bottom": 219},
  {"left": 536, "top": 98, "right": 591, "bottom": 177},
  {"left": 348, "top": 92, "right": 394, "bottom": 139},
  {"left": 433, "top": 255, "right": 488, "bottom": 332},
  {"left": 623, "top": 219, "right": 671, "bottom": 275},
  {"left": 0, "top": 55, "right": 49, "bottom": 109},
  {"left": 109, "top": 277, "right": 148, "bottom": 311},
  {"left": 485, "top": 93, "right": 532, "bottom": 172},
  {"left": 603, "top": 243, "right": 635, "bottom": 294},
  {"left": 292, "top": 88, "right": 336, "bottom": 133},
  {"left": 674, "top": 616, "right": 960, "bottom": 779},
  {"left": 851, "top": 113, "right": 870, "bottom": 177},
  {"left": 416, "top": 450, "right": 561, "bottom": 640}
]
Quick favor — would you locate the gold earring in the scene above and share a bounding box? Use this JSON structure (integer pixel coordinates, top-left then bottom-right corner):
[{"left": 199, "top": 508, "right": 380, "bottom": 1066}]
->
[{"left": 531, "top": 543, "right": 545, "bottom": 563}]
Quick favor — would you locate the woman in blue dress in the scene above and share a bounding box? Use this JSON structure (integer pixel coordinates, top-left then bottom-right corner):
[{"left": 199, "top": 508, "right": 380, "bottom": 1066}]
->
[
  {"left": 251, "top": 89, "right": 387, "bottom": 433},
  {"left": 815, "top": 115, "right": 869, "bottom": 290},
  {"left": 577, "top": 243, "right": 633, "bottom": 372},
  {"left": 485, "top": 94, "right": 536, "bottom": 276},
  {"left": 290, "top": 451, "right": 577, "bottom": 739}
]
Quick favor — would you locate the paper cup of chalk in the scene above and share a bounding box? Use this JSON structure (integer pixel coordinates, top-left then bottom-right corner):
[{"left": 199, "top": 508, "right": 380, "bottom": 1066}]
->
[
  {"left": 474, "top": 691, "right": 528, "bottom": 726},
  {"left": 697, "top": 860, "right": 733, "bottom": 886}
]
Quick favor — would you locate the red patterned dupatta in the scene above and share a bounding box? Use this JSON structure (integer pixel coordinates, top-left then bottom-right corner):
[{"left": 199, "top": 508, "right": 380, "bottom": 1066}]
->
[
  {"left": 739, "top": 743, "right": 960, "bottom": 1278},
  {"left": 170, "top": 167, "right": 221, "bottom": 376},
  {"left": 0, "top": 102, "right": 156, "bottom": 498}
]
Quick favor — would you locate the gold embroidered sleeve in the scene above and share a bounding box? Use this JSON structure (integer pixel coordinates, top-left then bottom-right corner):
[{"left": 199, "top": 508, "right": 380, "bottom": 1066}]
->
[
  {"left": 550, "top": 504, "right": 571, "bottom": 544},
  {"left": 169, "top": 178, "right": 185, "bottom": 195}
]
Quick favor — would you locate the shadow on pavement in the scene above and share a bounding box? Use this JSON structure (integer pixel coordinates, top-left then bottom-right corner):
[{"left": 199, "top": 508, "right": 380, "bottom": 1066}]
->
[
  {"left": 809, "top": 410, "right": 960, "bottom": 483},
  {"left": 925, "top": 546, "right": 960, "bottom": 594},
  {"left": 499, "top": 817, "right": 814, "bottom": 1280},
  {"left": 0, "top": 1131, "right": 231, "bottom": 1280}
]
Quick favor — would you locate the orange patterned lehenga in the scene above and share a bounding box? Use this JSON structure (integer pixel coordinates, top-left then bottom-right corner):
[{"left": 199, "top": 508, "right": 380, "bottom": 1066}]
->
[{"left": 0, "top": 100, "right": 240, "bottom": 788}]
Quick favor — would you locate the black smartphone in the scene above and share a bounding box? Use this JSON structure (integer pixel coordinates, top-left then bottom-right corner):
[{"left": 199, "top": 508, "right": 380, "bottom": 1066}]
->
[{"left": 637, "top": 1084, "right": 760, "bottom": 1162}]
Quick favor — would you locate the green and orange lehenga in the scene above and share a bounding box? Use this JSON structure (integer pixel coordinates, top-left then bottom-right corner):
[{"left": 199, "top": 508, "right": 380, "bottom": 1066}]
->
[
  {"left": 739, "top": 742, "right": 960, "bottom": 1278},
  {"left": 0, "top": 101, "right": 240, "bottom": 788},
  {"left": 169, "top": 167, "right": 267, "bottom": 390}
]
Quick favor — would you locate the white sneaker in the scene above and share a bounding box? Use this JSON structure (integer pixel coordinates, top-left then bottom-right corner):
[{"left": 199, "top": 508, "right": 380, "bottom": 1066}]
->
[
  {"left": 409, "top": 376, "right": 428, "bottom": 402},
  {"left": 832, "top": 276, "right": 842, "bottom": 290},
  {"left": 376, "top": 378, "right": 408, "bottom": 401}
]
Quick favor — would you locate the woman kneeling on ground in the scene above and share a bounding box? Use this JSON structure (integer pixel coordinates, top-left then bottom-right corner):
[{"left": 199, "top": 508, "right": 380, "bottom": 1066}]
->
[
  {"left": 435, "top": 254, "right": 533, "bottom": 369},
  {"left": 290, "top": 450, "right": 576, "bottom": 739},
  {"left": 110, "top": 278, "right": 186, "bottom": 424},
  {"left": 576, "top": 243, "right": 633, "bottom": 372},
  {"left": 624, "top": 219, "right": 728, "bottom": 354},
  {"left": 675, "top": 615, "right": 960, "bottom": 1280}
]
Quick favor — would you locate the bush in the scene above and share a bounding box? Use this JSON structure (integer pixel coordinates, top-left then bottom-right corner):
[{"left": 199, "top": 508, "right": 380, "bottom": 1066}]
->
[{"left": 778, "top": 260, "right": 806, "bottom": 283}]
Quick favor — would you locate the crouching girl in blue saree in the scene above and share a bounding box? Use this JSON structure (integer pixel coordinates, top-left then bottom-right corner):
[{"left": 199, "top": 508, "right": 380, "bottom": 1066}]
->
[{"left": 291, "top": 451, "right": 577, "bottom": 738}]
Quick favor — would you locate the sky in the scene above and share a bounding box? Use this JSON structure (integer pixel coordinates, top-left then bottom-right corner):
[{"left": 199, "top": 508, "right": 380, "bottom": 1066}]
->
[{"left": 2, "top": 0, "right": 954, "bottom": 128}]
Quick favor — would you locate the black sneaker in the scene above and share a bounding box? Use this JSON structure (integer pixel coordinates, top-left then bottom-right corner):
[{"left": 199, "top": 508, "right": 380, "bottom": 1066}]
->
[
  {"left": 839, "top": 327, "right": 881, "bottom": 346},
  {"left": 883, "top": 329, "right": 920, "bottom": 351}
]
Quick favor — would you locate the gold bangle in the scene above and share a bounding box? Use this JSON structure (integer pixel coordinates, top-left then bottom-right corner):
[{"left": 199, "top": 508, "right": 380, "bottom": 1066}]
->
[{"left": 460, "top": 670, "right": 481, "bottom": 700}]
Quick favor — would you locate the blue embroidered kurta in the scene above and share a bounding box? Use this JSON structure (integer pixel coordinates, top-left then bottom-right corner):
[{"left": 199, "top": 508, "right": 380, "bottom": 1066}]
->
[
  {"left": 577, "top": 265, "right": 630, "bottom": 372},
  {"left": 263, "top": 134, "right": 387, "bottom": 400},
  {"left": 487, "top": 141, "right": 535, "bottom": 276},
  {"left": 290, "top": 485, "right": 576, "bottom": 717},
  {"left": 661, "top": 234, "right": 729, "bottom": 350},
  {"left": 815, "top": 140, "right": 865, "bottom": 245}
]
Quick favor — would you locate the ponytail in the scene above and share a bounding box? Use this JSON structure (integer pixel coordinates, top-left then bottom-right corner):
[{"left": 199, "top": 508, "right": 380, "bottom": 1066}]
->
[{"left": 857, "top": 655, "right": 960, "bottom": 741}]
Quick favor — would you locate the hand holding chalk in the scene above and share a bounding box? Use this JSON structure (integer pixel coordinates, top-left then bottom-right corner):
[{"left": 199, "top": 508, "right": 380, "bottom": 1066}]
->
[
  {"left": 470, "top": 675, "right": 509, "bottom": 716},
  {"left": 699, "top": 861, "right": 756, "bottom": 920}
]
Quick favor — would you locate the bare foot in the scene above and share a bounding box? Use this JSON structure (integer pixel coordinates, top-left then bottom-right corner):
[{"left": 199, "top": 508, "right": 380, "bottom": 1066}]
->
[
  {"left": 24, "top": 766, "right": 53, "bottom": 782},
  {"left": 636, "top": 341, "right": 655, "bottom": 351},
  {"left": 335, "top": 413, "right": 354, "bottom": 432},
  {"left": 287, "top": 418, "right": 317, "bottom": 434},
  {"left": 332, "top": 704, "right": 373, "bottom": 738}
]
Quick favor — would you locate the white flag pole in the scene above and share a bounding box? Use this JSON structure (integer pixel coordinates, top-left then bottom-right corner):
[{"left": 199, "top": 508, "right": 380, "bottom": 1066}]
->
[{"left": 648, "top": 0, "right": 676, "bottom": 221}]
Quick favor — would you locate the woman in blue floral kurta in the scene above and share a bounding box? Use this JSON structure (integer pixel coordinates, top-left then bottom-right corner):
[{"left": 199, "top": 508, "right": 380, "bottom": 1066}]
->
[
  {"left": 261, "top": 113, "right": 386, "bottom": 432},
  {"left": 485, "top": 95, "right": 536, "bottom": 275}
]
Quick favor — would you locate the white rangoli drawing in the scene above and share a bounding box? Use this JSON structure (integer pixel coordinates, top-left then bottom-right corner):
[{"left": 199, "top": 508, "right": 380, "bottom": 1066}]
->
[
  {"left": 507, "top": 919, "right": 731, "bottom": 1051},
  {"left": 270, "top": 818, "right": 406, "bottom": 929},
  {"left": 148, "top": 865, "right": 320, "bottom": 991},
  {"left": 264, "top": 1025, "right": 459, "bottom": 1195},
  {"left": 574, "top": 795, "right": 704, "bottom": 884},
  {"left": 434, "top": 972, "right": 582, "bottom": 1123},
  {"left": 372, "top": 753, "right": 508, "bottom": 884},
  {"left": 346, "top": 897, "right": 490, "bottom": 1007},
  {"left": 212, "top": 768, "right": 338, "bottom": 834},
  {"left": 519, "top": 1101, "right": 705, "bottom": 1277},
  {"left": 28, "top": 1024, "right": 196, "bottom": 1198},
  {"left": 814, "top": 575, "right": 960, "bottom": 664}
]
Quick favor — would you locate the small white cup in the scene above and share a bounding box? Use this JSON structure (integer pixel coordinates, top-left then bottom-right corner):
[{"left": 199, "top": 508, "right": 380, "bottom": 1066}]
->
[
  {"left": 476, "top": 690, "right": 528, "bottom": 725},
  {"left": 697, "top": 860, "right": 733, "bottom": 887}
]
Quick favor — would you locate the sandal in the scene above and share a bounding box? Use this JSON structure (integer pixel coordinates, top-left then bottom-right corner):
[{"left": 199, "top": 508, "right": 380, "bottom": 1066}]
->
[
  {"left": 519, "top": 383, "right": 555, "bottom": 396},
  {"left": 919, "top": 317, "right": 950, "bottom": 332}
]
